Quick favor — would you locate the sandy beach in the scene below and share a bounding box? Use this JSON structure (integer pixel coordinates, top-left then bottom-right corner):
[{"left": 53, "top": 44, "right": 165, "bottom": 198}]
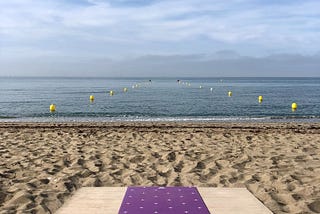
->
[{"left": 0, "top": 122, "right": 319, "bottom": 213}]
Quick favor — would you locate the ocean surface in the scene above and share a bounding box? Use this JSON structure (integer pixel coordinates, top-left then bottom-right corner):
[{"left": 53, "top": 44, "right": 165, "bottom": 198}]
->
[{"left": 0, "top": 77, "right": 319, "bottom": 122}]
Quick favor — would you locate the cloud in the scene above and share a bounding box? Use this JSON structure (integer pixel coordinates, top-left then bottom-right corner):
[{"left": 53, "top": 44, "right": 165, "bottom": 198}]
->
[
  {"left": 0, "top": 0, "right": 319, "bottom": 77},
  {"left": 1, "top": 0, "right": 319, "bottom": 54}
]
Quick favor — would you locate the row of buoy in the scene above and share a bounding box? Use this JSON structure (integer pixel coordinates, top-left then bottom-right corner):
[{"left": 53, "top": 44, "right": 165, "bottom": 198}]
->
[
  {"left": 49, "top": 82, "right": 151, "bottom": 112},
  {"left": 49, "top": 96, "right": 298, "bottom": 113},
  {"left": 115, "top": 81, "right": 151, "bottom": 96},
  {"left": 109, "top": 87, "right": 129, "bottom": 97},
  {"left": 227, "top": 92, "right": 297, "bottom": 111},
  {"left": 179, "top": 81, "right": 299, "bottom": 111},
  {"left": 178, "top": 80, "right": 191, "bottom": 86},
  {"left": 182, "top": 84, "right": 297, "bottom": 110},
  {"left": 49, "top": 81, "right": 298, "bottom": 113}
]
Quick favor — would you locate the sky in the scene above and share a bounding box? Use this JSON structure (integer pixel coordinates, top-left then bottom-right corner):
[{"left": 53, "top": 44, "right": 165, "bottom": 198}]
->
[{"left": 0, "top": 0, "right": 319, "bottom": 77}]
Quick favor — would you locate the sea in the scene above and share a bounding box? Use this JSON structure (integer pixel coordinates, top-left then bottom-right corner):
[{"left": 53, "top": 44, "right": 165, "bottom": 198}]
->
[{"left": 0, "top": 77, "right": 319, "bottom": 122}]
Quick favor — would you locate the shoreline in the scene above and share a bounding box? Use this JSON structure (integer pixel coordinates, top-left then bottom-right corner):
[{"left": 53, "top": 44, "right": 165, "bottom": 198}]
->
[
  {"left": 1, "top": 121, "right": 320, "bottom": 127},
  {"left": 1, "top": 122, "right": 319, "bottom": 213},
  {"left": 1, "top": 116, "right": 320, "bottom": 124}
]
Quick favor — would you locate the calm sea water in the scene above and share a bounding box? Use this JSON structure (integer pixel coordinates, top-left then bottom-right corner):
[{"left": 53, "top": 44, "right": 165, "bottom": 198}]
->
[{"left": 0, "top": 77, "right": 319, "bottom": 122}]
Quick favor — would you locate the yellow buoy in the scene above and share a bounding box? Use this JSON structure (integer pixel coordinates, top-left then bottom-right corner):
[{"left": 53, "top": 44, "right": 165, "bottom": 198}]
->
[
  {"left": 90, "top": 95, "right": 94, "bottom": 102},
  {"left": 228, "top": 91, "right": 232, "bottom": 97},
  {"left": 109, "top": 90, "right": 114, "bottom": 96},
  {"left": 49, "top": 104, "right": 56, "bottom": 112},
  {"left": 292, "top": 102, "right": 297, "bottom": 111},
  {"left": 258, "top": 95, "right": 263, "bottom": 103},
  {"left": 123, "top": 87, "right": 128, "bottom": 92}
]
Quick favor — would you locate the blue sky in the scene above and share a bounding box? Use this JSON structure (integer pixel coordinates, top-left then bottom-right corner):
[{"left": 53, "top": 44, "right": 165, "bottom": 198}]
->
[{"left": 0, "top": 0, "right": 319, "bottom": 76}]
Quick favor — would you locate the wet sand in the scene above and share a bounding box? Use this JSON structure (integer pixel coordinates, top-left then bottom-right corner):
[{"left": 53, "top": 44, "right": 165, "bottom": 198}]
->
[{"left": 0, "top": 122, "right": 319, "bottom": 213}]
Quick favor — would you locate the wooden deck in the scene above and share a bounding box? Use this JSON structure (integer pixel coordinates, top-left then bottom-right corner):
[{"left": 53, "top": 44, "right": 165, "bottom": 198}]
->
[{"left": 56, "top": 187, "right": 272, "bottom": 214}]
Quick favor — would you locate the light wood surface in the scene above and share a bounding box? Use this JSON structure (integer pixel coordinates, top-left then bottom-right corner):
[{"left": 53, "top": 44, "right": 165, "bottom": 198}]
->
[
  {"left": 198, "top": 188, "right": 272, "bottom": 214},
  {"left": 56, "top": 187, "right": 272, "bottom": 214}
]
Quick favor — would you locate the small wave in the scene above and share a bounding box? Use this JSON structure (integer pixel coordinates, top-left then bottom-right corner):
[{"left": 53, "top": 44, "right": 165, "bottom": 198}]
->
[
  {"left": 1, "top": 115, "right": 320, "bottom": 123},
  {"left": 0, "top": 116, "right": 272, "bottom": 122},
  {"left": 0, "top": 116, "right": 17, "bottom": 119},
  {"left": 270, "top": 115, "right": 320, "bottom": 120}
]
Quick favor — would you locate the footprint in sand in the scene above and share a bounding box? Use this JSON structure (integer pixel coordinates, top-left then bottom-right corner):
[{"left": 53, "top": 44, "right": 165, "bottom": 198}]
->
[
  {"left": 131, "top": 133, "right": 137, "bottom": 140},
  {"left": 167, "top": 152, "right": 176, "bottom": 162},
  {"left": 0, "top": 191, "right": 7, "bottom": 204},
  {"left": 152, "top": 152, "right": 160, "bottom": 158},
  {"left": 173, "top": 161, "right": 184, "bottom": 173},
  {"left": 291, "top": 193, "right": 303, "bottom": 201},
  {"left": 93, "top": 178, "right": 102, "bottom": 187},
  {"left": 287, "top": 183, "right": 296, "bottom": 191},
  {"left": 232, "top": 161, "right": 248, "bottom": 171},
  {"left": 294, "top": 155, "right": 307, "bottom": 163},
  {"left": 223, "top": 133, "right": 231, "bottom": 138},
  {"left": 219, "top": 175, "right": 229, "bottom": 186},
  {"left": 228, "top": 176, "right": 238, "bottom": 184},
  {"left": 195, "top": 161, "right": 206, "bottom": 170},
  {"left": 129, "top": 155, "right": 145, "bottom": 164},
  {"left": 77, "top": 158, "right": 85, "bottom": 166},
  {"left": 308, "top": 200, "right": 320, "bottom": 213}
]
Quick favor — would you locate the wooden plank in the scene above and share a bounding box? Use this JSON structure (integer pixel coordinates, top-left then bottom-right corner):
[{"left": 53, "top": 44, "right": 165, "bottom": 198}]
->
[
  {"left": 56, "top": 187, "right": 126, "bottom": 214},
  {"left": 57, "top": 187, "right": 272, "bottom": 214},
  {"left": 198, "top": 188, "right": 272, "bottom": 214}
]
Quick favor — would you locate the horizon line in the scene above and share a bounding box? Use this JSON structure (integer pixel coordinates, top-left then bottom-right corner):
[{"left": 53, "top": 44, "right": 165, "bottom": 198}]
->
[{"left": 1, "top": 76, "right": 320, "bottom": 79}]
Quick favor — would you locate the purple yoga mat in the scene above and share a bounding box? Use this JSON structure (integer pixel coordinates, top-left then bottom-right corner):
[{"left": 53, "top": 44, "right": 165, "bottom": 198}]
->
[{"left": 118, "top": 186, "right": 211, "bottom": 214}]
